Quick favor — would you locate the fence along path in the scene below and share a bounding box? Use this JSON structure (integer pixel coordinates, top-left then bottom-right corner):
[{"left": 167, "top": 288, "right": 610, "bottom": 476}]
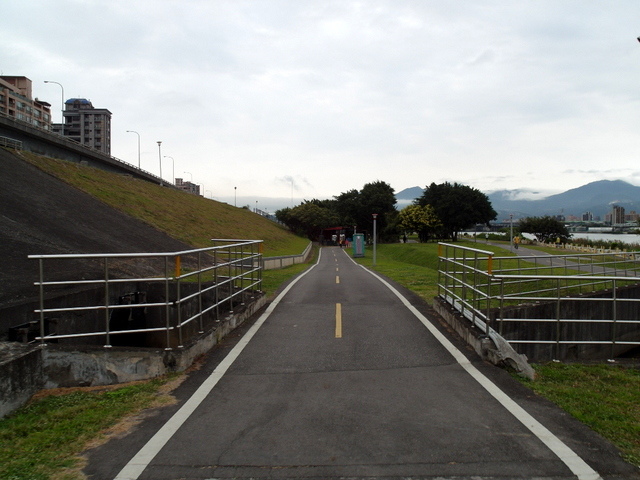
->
[{"left": 78, "top": 246, "right": 637, "bottom": 480}]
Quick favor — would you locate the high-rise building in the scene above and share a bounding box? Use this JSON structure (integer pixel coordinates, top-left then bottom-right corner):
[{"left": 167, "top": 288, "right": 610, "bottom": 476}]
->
[
  {"left": 610, "top": 205, "right": 625, "bottom": 225},
  {"left": 0, "top": 76, "right": 52, "bottom": 129},
  {"left": 61, "top": 98, "right": 112, "bottom": 155}
]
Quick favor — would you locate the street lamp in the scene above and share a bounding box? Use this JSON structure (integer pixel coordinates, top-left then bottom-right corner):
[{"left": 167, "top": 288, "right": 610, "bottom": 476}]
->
[
  {"left": 126, "top": 130, "right": 140, "bottom": 168},
  {"left": 157, "top": 141, "right": 163, "bottom": 186},
  {"left": 510, "top": 214, "right": 514, "bottom": 252},
  {"left": 372, "top": 213, "right": 378, "bottom": 266},
  {"left": 234, "top": 186, "right": 237, "bottom": 207},
  {"left": 43, "top": 80, "right": 64, "bottom": 132},
  {"left": 164, "top": 156, "right": 174, "bottom": 184},
  {"left": 184, "top": 171, "right": 192, "bottom": 182}
]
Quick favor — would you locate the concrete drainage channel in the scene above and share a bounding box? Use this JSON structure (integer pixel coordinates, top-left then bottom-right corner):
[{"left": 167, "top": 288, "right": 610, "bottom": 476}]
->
[{"left": 0, "top": 294, "right": 266, "bottom": 418}]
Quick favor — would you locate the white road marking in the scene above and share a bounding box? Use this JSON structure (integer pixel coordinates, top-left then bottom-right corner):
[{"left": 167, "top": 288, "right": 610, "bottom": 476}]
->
[
  {"left": 344, "top": 250, "right": 602, "bottom": 480},
  {"left": 113, "top": 250, "right": 323, "bottom": 480}
]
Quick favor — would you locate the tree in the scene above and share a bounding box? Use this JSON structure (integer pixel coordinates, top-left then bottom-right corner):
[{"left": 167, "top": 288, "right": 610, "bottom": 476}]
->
[
  {"left": 398, "top": 204, "right": 442, "bottom": 242},
  {"left": 518, "top": 216, "right": 571, "bottom": 244},
  {"left": 334, "top": 189, "right": 361, "bottom": 226},
  {"left": 416, "top": 182, "right": 496, "bottom": 241},
  {"left": 357, "top": 181, "right": 398, "bottom": 241},
  {"left": 275, "top": 202, "right": 338, "bottom": 240},
  {"left": 333, "top": 181, "right": 398, "bottom": 241},
  {"left": 277, "top": 181, "right": 399, "bottom": 242}
]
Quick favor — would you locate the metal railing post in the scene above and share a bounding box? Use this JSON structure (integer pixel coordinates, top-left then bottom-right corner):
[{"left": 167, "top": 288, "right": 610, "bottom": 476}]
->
[
  {"left": 198, "top": 251, "right": 204, "bottom": 333},
  {"left": 611, "top": 279, "right": 617, "bottom": 359},
  {"left": 164, "top": 256, "right": 172, "bottom": 350},
  {"left": 214, "top": 253, "right": 220, "bottom": 321},
  {"left": 175, "top": 255, "right": 183, "bottom": 348},
  {"left": 498, "top": 278, "right": 505, "bottom": 335},
  {"left": 555, "top": 278, "right": 561, "bottom": 360},
  {"left": 38, "top": 258, "right": 45, "bottom": 345},
  {"left": 229, "top": 244, "right": 234, "bottom": 314},
  {"left": 240, "top": 243, "right": 245, "bottom": 306},
  {"left": 104, "top": 257, "right": 111, "bottom": 348}
]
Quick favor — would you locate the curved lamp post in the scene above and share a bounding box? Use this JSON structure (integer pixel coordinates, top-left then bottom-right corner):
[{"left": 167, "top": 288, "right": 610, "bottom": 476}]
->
[
  {"left": 157, "top": 141, "right": 163, "bottom": 186},
  {"left": 43, "top": 80, "right": 64, "bottom": 131}
]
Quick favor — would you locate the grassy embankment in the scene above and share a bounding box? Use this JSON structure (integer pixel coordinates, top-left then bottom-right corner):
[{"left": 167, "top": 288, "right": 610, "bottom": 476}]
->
[{"left": 21, "top": 152, "right": 308, "bottom": 256}]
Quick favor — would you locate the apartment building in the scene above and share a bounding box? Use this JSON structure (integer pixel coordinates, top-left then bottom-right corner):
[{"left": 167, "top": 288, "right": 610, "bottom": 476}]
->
[
  {"left": 60, "top": 98, "right": 112, "bottom": 155},
  {"left": 175, "top": 178, "right": 200, "bottom": 195},
  {"left": 0, "top": 76, "right": 52, "bottom": 129}
]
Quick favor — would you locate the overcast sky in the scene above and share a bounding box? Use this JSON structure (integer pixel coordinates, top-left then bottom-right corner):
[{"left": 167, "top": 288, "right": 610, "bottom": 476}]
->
[{"left": 3, "top": 1, "right": 640, "bottom": 211}]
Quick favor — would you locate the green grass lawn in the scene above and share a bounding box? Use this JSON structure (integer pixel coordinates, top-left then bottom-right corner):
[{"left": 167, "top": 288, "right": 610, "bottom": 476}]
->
[
  {"left": 22, "top": 152, "right": 308, "bottom": 257},
  {"left": 0, "top": 377, "right": 179, "bottom": 480},
  {"left": 519, "top": 362, "right": 640, "bottom": 467}
]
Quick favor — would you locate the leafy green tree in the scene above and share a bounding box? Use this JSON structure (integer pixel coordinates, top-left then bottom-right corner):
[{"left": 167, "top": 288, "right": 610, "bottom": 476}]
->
[
  {"left": 398, "top": 204, "right": 442, "bottom": 242},
  {"left": 334, "top": 189, "right": 361, "bottom": 226},
  {"left": 416, "top": 182, "right": 496, "bottom": 241},
  {"left": 357, "top": 181, "right": 398, "bottom": 241},
  {"left": 518, "top": 216, "right": 571, "bottom": 244},
  {"left": 275, "top": 202, "right": 338, "bottom": 240},
  {"left": 277, "top": 181, "right": 398, "bottom": 242}
]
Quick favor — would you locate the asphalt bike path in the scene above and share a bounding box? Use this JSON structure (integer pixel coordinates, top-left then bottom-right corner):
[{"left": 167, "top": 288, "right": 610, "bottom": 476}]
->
[{"left": 85, "top": 246, "right": 639, "bottom": 480}]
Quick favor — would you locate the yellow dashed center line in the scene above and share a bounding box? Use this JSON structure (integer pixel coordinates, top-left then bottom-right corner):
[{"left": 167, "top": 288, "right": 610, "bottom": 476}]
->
[
  {"left": 335, "top": 303, "right": 342, "bottom": 338},
  {"left": 336, "top": 276, "right": 340, "bottom": 284}
]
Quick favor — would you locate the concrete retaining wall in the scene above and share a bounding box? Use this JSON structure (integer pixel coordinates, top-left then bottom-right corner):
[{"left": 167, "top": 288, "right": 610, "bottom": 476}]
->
[
  {"left": 0, "top": 343, "right": 43, "bottom": 418},
  {"left": 0, "top": 295, "right": 266, "bottom": 418},
  {"left": 491, "top": 283, "right": 640, "bottom": 361},
  {"left": 262, "top": 242, "right": 313, "bottom": 270}
]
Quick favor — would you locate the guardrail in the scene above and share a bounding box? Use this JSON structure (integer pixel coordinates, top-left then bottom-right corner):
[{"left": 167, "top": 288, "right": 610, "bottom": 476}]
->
[
  {"left": 29, "top": 239, "right": 263, "bottom": 349},
  {"left": 438, "top": 243, "right": 640, "bottom": 359},
  {"left": 0, "top": 135, "right": 22, "bottom": 150}
]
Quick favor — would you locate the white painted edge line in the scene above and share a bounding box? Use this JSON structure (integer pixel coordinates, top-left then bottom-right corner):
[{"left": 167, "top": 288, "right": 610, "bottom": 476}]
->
[
  {"left": 113, "top": 249, "right": 322, "bottom": 480},
  {"left": 347, "top": 252, "right": 602, "bottom": 480}
]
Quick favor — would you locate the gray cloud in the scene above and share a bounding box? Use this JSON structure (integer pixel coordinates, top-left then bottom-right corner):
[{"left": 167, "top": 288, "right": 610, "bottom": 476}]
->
[{"left": 3, "top": 0, "right": 640, "bottom": 200}]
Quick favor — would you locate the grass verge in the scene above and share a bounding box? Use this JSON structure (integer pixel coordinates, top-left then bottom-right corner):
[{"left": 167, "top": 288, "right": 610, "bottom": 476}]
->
[
  {"left": 518, "top": 363, "right": 640, "bottom": 467},
  {"left": 0, "top": 376, "right": 180, "bottom": 480}
]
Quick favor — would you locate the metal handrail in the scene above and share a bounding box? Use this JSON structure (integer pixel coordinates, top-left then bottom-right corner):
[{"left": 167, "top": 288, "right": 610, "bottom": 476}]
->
[
  {"left": 438, "top": 243, "right": 640, "bottom": 359},
  {"left": 29, "top": 239, "right": 263, "bottom": 349}
]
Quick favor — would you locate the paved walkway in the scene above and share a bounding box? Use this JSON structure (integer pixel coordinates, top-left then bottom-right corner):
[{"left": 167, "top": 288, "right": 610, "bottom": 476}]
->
[{"left": 85, "top": 247, "right": 639, "bottom": 480}]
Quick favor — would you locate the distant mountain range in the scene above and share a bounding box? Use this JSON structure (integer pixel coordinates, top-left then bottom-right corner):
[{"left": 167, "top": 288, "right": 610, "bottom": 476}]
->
[{"left": 394, "top": 180, "right": 640, "bottom": 221}]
